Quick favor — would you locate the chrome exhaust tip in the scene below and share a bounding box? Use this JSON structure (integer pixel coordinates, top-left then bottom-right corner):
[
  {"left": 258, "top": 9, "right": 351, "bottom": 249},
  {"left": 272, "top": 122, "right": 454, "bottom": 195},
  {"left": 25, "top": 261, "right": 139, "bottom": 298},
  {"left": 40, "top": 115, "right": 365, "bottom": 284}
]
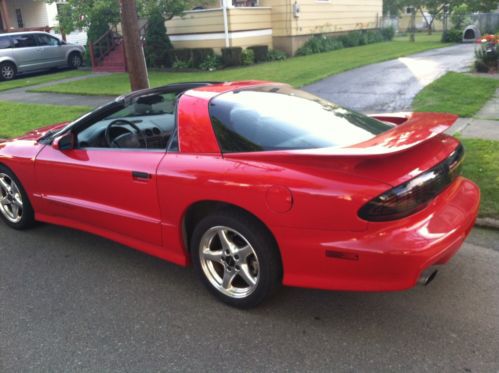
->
[{"left": 418, "top": 268, "right": 438, "bottom": 286}]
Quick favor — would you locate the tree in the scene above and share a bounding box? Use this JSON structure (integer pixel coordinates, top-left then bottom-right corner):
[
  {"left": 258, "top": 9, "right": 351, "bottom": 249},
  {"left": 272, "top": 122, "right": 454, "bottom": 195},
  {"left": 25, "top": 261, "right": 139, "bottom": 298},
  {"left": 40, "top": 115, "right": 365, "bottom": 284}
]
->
[
  {"left": 139, "top": 0, "right": 194, "bottom": 20},
  {"left": 144, "top": 9, "right": 173, "bottom": 68}
]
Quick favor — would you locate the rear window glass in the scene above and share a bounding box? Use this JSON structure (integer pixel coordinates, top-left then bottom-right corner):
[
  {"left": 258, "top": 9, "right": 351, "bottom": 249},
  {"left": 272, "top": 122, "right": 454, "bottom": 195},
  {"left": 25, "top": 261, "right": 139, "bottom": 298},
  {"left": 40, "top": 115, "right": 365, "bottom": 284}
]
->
[
  {"left": 0, "top": 36, "right": 10, "bottom": 49},
  {"left": 209, "top": 86, "right": 393, "bottom": 153}
]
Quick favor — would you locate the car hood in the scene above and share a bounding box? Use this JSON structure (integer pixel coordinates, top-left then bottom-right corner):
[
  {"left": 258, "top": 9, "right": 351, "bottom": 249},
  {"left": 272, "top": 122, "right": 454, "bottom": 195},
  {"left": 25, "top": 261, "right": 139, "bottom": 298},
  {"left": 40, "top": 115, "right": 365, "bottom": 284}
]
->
[{"left": 15, "top": 122, "right": 70, "bottom": 141}]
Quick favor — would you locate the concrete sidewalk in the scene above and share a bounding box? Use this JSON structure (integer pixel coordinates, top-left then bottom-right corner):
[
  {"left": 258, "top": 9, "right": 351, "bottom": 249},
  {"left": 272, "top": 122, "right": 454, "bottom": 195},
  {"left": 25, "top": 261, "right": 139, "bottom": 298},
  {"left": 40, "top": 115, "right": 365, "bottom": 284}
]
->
[
  {"left": 447, "top": 88, "right": 499, "bottom": 140},
  {"left": 0, "top": 73, "right": 115, "bottom": 108}
]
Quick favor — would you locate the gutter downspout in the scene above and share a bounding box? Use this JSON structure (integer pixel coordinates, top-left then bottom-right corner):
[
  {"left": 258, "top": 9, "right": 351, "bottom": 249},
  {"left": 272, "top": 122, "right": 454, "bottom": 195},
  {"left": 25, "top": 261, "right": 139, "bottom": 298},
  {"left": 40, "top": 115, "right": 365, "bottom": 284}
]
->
[{"left": 222, "top": 0, "right": 229, "bottom": 47}]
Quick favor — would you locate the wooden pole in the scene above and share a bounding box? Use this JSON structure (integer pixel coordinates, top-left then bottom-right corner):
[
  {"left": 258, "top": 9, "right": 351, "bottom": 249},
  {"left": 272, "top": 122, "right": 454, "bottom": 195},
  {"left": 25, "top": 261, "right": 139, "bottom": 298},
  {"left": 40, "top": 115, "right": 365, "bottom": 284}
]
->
[
  {"left": 119, "top": 0, "right": 149, "bottom": 91},
  {"left": 0, "top": 0, "right": 11, "bottom": 32}
]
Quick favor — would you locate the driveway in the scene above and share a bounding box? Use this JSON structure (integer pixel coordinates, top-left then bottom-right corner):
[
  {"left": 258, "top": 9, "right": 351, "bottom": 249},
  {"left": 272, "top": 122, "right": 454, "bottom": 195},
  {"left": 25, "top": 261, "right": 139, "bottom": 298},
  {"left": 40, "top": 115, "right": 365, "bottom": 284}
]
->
[
  {"left": 0, "top": 223, "right": 498, "bottom": 372},
  {"left": 304, "top": 43, "right": 475, "bottom": 113}
]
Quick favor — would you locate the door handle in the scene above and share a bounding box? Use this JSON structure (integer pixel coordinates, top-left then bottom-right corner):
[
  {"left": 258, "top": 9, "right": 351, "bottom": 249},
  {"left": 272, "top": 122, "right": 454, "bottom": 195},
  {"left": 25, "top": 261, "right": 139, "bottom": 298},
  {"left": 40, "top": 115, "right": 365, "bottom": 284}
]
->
[{"left": 132, "top": 171, "right": 151, "bottom": 180}]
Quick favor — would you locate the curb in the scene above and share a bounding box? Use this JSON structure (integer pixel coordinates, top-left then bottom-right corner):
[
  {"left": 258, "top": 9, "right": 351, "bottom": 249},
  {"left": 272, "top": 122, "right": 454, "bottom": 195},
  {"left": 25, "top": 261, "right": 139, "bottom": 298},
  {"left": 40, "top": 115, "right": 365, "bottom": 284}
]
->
[{"left": 475, "top": 218, "right": 499, "bottom": 230}]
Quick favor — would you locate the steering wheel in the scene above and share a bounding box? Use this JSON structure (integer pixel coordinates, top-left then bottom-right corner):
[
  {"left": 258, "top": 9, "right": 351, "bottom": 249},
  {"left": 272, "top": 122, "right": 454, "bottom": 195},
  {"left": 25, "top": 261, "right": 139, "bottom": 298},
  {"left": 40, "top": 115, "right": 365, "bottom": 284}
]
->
[{"left": 104, "top": 119, "right": 143, "bottom": 148}]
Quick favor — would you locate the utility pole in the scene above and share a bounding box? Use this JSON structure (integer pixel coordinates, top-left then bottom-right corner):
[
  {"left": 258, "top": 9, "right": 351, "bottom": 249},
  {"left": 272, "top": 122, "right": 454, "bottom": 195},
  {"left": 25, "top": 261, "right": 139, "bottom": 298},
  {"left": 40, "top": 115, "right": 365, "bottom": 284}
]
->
[{"left": 120, "top": 0, "right": 149, "bottom": 91}]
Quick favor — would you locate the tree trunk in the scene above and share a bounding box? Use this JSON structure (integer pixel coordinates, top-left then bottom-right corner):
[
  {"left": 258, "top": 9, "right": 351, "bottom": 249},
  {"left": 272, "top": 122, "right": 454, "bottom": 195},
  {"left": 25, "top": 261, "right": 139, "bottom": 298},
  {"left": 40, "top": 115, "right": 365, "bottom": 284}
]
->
[
  {"left": 120, "top": 0, "right": 149, "bottom": 91},
  {"left": 410, "top": 8, "right": 416, "bottom": 42}
]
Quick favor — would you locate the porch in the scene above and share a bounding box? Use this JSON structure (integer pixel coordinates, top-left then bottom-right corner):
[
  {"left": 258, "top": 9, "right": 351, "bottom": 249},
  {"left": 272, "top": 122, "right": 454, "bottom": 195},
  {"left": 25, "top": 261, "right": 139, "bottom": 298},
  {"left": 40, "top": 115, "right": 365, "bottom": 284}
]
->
[
  {"left": 0, "top": 0, "right": 53, "bottom": 33},
  {"left": 166, "top": 6, "right": 273, "bottom": 52}
]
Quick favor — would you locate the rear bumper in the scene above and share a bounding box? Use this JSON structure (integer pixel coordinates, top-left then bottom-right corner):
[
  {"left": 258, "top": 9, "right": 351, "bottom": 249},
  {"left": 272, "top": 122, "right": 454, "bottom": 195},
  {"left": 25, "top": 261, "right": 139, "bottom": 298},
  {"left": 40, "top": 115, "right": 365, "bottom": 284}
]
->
[{"left": 274, "top": 177, "right": 480, "bottom": 292}]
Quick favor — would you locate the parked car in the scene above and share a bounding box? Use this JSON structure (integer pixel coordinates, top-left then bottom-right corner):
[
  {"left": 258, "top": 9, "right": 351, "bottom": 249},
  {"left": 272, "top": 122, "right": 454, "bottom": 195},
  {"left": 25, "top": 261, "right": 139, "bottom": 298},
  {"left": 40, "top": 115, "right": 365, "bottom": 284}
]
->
[
  {"left": 0, "top": 81, "right": 480, "bottom": 308},
  {"left": 0, "top": 31, "right": 85, "bottom": 81}
]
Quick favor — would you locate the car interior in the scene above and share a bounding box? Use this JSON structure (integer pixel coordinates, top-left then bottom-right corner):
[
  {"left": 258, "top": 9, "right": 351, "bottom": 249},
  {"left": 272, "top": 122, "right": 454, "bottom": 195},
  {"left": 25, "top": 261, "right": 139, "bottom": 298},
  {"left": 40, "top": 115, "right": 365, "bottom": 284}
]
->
[{"left": 76, "top": 92, "right": 177, "bottom": 150}]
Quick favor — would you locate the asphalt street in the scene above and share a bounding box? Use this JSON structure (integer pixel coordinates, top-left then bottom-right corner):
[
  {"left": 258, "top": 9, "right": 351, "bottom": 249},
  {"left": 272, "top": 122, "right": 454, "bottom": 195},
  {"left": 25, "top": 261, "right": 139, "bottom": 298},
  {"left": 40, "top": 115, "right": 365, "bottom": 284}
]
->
[
  {"left": 304, "top": 43, "right": 475, "bottom": 113},
  {"left": 1, "top": 222, "right": 498, "bottom": 372}
]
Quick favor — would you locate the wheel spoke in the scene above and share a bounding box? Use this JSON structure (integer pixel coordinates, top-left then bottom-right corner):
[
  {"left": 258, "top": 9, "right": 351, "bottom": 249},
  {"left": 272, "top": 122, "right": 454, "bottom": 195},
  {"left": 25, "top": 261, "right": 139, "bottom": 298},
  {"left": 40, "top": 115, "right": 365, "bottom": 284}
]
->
[
  {"left": 0, "top": 177, "right": 10, "bottom": 193},
  {"left": 237, "top": 245, "right": 253, "bottom": 261},
  {"left": 12, "top": 194, "right": 23, "bottom": 208},
  {"left": 10, "top": 204, "right": 19, "bottom": 218},
  {"left": 202, "top": 249, "right": 223, "bottom": 264},
  {"left": 218, "top": 229, "right": 233, "bottom": 253},
  {"left": 222, "top": 269, "right": 237, "bottom": 290},
  {"left": 238, "top": 264, "right": 257, "bottom": 287}
]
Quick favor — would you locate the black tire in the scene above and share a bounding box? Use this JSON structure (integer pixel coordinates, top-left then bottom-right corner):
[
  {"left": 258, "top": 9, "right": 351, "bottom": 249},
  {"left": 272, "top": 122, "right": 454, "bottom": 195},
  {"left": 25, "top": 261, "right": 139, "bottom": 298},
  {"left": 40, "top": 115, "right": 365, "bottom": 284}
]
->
[
  {"left": 0, "top": 165, "right": 35, "bottom": 230},
  {"left": 0, "top": 61, "right": 16, "bottom": 81},
  {"left": 68, "top": 52, "right": 83, "bottom": 69},
  {"left": 191, "top": 209, "right": 282, "bottom": 308}
]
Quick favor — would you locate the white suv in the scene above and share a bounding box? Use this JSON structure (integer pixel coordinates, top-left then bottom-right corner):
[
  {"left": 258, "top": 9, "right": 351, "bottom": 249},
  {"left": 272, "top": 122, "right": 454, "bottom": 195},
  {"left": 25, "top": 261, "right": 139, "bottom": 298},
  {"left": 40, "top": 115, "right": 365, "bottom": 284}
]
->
[{"left": 0, "top": 31, "right": 85, "bottom": 81}]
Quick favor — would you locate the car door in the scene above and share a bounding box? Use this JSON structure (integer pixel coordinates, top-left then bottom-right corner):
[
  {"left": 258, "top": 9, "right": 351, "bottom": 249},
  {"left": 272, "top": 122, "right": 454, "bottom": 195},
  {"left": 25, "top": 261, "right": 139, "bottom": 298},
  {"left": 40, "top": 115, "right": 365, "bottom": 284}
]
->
[
  {"left": 34, "top": 33, "right": 66, "bottom": 67},
  {"left": 10, "top": 34, "right": 41, "bottom": 71},
  {"left": 33, "top": 91, "right": 181, "bottom": 248}
]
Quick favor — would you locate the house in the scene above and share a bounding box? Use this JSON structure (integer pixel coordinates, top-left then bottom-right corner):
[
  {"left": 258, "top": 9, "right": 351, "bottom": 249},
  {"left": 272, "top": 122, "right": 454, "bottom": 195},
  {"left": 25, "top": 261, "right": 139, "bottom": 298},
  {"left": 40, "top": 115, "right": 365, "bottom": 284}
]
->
[
  {"left": 0, "top": 0, "right": 87, "bottom": 45},
  {"left": 166, "top": 0, "right": 383, "bottom": 55}
]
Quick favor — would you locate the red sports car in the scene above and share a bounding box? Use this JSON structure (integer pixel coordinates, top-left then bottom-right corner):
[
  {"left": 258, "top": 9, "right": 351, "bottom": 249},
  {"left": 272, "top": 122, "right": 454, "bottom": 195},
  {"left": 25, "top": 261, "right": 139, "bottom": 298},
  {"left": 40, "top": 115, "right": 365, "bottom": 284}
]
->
[{"left": 0, "top": 81, "right": 480, "bottom": 308}]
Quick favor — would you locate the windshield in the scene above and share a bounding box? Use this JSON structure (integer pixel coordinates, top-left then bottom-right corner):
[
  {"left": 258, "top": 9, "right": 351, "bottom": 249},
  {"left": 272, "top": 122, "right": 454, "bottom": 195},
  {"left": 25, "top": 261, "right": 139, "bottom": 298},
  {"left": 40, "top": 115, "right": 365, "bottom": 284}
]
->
[{"left": 209, "top": 85, "right": 393, "bottom": 153}]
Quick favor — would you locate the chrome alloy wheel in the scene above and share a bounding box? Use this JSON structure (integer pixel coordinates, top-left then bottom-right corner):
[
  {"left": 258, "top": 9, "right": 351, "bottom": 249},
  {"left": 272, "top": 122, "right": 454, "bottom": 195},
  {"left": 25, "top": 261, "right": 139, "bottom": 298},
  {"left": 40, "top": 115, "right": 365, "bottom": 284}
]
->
[
  {"left": 1, "top": 64, "right": 15, "bottom": 80},
  {"left": 199, "top": 226, "right": 260, "bottom": 299},
  {"left": 71, "top": 54, "right": 82, "bottom": 68},
  {"left": 0, "top": 173, "right": 23, "bottom": 223}
]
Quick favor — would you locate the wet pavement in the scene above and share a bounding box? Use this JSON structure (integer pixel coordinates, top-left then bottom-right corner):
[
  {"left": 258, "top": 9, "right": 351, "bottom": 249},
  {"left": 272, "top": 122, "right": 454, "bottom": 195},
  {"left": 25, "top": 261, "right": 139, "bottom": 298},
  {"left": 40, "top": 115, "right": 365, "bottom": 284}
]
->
[{"left": 304, "top": 44, "right": 475, "bottom": 113}]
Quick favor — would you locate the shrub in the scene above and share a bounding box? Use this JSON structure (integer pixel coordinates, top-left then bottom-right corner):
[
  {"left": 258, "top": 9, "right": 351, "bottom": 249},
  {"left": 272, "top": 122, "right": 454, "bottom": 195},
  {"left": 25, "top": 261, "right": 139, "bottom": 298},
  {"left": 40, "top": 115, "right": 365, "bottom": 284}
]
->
[
  {"left": 381, "top": 27, "right": 395, "bottom": 41},
  {"left": 296, "top": 35, "right": 343, "bottom": 56},
  {"left": 199, "top": 54, "right": 222, "bottom": 71},
  {"left": 247, "top": 45, "right": 269, "bottom": 62},
  {"left": 266, "top": 49, "right": 287, "bottom": 61},
  {"left": 451, "top": 4, "right": 471, "bottom": 31},
  {"left": 167, "top": 49, "right": 192, "bottom": 65},
  {"left": 441, "top": 29, "right": 462, "bottom": 43},
  {"left": 340, "top": 31, "right": 363, "bottom": 47},
  {"left": 366, "top": 30, "right": 384, "bottom": 44},
  {"left": 475, "top": 59, "right": 490, "bottom": 73},
  {"left": 474, "top": 35, "right": 498, "bottom": 72},
  {"left": 191, "top": 48, "right": 215, "bottom": 68},
  {"left": 222, "top": 47, "right": 243, "bottom": 66},
  {"left": 144, "top": 10, "right": 173, "bottom": 68},
  {"left": 242, "top": 49, "right": 255, "bottom": 65},
  {"left": 172, "top": 58, "right": 192, "bottom": 70}
]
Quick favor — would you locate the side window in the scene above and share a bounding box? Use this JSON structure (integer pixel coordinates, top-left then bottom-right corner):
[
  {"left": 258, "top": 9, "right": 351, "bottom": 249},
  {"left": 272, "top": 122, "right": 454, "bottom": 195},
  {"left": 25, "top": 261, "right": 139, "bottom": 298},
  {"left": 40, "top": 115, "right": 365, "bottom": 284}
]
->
[
  {"left": 76, "top": 92, "right": 179, "bottom": 150},
  {"left": 11, "top": 35, "right": 36, "bottom": 48},
  {"left": 36, "top": 34, "right": 59, "bottom": 46},
  {"left": 0, "top": 36, "right": 11, "bottom": 49}
]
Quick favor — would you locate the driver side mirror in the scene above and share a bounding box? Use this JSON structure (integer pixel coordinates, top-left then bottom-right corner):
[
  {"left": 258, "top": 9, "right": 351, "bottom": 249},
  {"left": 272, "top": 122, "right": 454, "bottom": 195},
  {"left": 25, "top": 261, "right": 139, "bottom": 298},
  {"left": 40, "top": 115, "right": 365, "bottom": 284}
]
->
[{"left": 52, "top": 132, "right": 75, "bottom": 151}]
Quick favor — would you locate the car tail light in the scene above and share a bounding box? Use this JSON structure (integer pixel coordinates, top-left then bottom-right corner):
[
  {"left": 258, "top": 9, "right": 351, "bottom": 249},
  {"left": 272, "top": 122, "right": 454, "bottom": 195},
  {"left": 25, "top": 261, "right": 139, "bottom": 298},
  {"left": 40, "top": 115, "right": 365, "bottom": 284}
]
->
[{"left": 358, "top": 144, "right": 464, "bottom": 222}]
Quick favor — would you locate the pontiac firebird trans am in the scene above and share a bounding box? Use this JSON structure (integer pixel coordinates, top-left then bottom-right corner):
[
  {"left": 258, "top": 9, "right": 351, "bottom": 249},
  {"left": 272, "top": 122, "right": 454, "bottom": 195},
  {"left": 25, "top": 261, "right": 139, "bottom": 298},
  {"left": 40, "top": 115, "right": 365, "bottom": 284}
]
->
[{"left": 0, "top": 81, "right": 480, "bottom": 308}]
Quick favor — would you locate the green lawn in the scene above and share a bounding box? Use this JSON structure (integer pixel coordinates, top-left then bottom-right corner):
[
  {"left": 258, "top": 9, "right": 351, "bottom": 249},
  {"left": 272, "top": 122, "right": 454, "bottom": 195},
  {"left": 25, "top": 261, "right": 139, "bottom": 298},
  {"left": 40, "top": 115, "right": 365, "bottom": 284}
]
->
[
  {"left": 0, "top": 101, "right": 90, "bottom": 138},
  {"left": 0, "top": 70, "right": 90, "bottom": 93},
  {"left": 412, "top": 72, "right": 499, "bottom": 117},
  {"left": 32, "top": 33, "right": 449, "bottom": 96},
  {"left": 461, "top": 138, "right": 499, "bottom": 219}
]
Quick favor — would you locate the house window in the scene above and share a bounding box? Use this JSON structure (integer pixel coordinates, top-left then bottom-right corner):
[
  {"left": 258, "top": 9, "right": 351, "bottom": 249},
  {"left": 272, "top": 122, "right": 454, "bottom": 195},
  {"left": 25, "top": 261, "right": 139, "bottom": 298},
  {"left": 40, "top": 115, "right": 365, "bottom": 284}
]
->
[
  {"left": 15, "top": 9, "right": 24, "bottom": 28},
  {"left": 232, "top": 0, "right": 259, "bottom": 7}
]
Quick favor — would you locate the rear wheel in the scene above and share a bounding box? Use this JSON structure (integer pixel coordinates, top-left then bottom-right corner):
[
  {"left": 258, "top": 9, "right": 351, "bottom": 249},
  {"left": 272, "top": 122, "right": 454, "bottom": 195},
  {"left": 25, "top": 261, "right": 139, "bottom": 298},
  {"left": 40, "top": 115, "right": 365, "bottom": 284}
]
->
[
  {"left": 0, "top": 62, "right": 16, "bottom": 81},
  {"left": 68, "top": 52, "right": 83, "bottom": 69},
  {"left": 191, "top": 210, "right": 282, "bottom": 308},
  {"left": 0, "top": 166, "right": 35, "bottom": 229}
]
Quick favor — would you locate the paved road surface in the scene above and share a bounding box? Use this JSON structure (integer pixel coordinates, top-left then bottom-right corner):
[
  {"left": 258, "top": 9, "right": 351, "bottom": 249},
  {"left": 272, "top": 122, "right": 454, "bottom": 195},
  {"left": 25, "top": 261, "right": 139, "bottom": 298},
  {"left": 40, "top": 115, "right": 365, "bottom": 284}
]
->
[
  {"left": 1, "top": 222, "right": 498, "bottom": 372},
  {"left": 304, "top": 44, "right": 475, "bottom": 113}
]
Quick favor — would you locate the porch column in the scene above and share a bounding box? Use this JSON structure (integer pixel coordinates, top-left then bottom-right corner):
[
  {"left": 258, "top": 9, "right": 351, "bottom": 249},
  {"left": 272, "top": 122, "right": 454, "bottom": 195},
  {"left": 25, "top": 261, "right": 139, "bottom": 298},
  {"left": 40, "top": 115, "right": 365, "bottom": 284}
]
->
[{"left": 0, "top": 0, "right": 10, "bottom": 32}]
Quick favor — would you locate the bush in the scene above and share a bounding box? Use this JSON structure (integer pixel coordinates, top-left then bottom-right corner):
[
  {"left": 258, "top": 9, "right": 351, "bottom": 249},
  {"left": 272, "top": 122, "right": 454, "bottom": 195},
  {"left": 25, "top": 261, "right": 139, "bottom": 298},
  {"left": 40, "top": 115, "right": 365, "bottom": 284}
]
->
[
  {"left": 192, "top": 48, "right": 215, "bottom": 68},
  {"left": 144, "top": 10, "right": 173, "bottom": 68},
  {"left": 451, "top": 4, "right": 471, "bottom": 31},
  {"left": 167, "top": 49, "right": 192, "bottom": 65},
  {"left": 222, "top": 47, "right": 243, "bottom": 66},
  {"left": 242, "top": 49, "right": 255, "bottom": 65},
  {"left": 340, "top": 31, "right": 364, "bottom": 47},
  {"left": 441, "top": 29, "right": 462, "bottom": 43},
  {"left": 367, "top": 30, "right": 384, "bottom": 44},
  {"left": 247, "top": 45, "right": 269, "bottom": 62},
  {"left": 296, "top": 35, "right": 343, "bottom": 56},
  {"left": 475, "top": 59, "right": 490, "bottom": 73},
  {"left": 381, "top": 27, "right": 395, "bottom": 41},
  {"left": 199, "top": 54, "right": 222, "bottom": 71},
  {"left": 172, "top": 58, "right": 192, "bottom": 70},
  {"left": 266, "top": 49, "right": 287, "bottom": 61}
]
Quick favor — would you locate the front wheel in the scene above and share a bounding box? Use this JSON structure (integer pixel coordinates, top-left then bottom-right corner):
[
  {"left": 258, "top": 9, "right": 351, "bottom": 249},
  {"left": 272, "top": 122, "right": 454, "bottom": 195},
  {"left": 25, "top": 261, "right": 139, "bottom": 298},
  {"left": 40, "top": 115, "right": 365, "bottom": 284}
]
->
[
  {"left": 0, "top": 166, "right": 35, "bottom": 229},
  {"left": 68, "top": 52, "right": 83, "bottom": 69},
  {"left": 191, "top": 210, "right": 282, "bottom": 308},
  {"left": 0, "top": 62, "right": 16, "bottom": 81}
]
